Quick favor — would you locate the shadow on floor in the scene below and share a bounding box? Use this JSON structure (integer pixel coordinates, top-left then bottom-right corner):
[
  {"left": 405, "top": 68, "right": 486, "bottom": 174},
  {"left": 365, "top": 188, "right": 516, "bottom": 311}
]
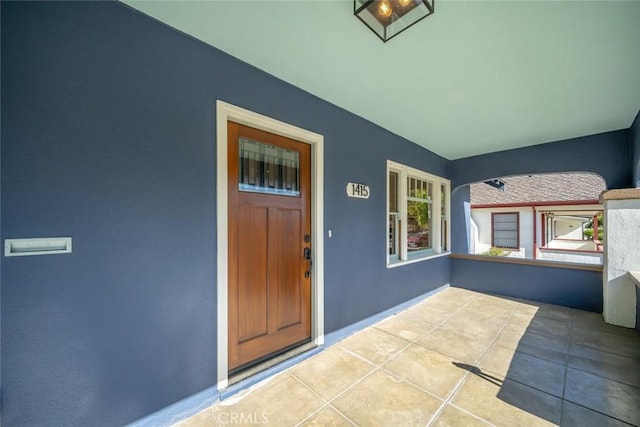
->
[{"left": 453, "top": 297, "right": 640, "bottom": 426}]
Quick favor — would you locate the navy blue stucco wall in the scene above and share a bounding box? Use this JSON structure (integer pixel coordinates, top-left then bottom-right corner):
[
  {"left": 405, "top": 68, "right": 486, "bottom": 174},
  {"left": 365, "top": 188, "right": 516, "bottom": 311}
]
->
[
  {"left": 1, "top": 2, "right": 450, "bottom": 425},
  {"left": 450, "top": 186, "right": 471, "bottom": 255},
  {"left": 451, "top": 258, "right": 603, "bottom": 313},
  {"left": 451, "top": 129, "right": 632, "bottom": 190},
  {"left": 631, "top": 110, "right": 640, "bottom": 187}
]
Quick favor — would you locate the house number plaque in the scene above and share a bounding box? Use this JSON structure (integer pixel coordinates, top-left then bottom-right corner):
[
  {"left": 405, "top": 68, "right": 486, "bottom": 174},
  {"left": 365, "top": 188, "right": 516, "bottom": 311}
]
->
[{"left": 346, "top": 182, "right": 370, "bottom": 199}]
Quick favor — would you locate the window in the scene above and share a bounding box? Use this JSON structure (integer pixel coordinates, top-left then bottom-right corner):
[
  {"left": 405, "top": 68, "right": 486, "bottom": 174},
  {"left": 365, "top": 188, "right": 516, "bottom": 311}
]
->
[
  {"left": 492, "top": 212, "right": 519, "bottom": 249},
  {"left": 388, "top": 161, "right": 450, "bottom": 266}
]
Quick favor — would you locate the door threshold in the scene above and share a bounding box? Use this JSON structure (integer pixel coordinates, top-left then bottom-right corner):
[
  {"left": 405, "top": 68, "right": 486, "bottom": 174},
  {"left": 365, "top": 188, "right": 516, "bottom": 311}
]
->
[{"left": 228, "top": 341, "right": 316, "bottom": 386}]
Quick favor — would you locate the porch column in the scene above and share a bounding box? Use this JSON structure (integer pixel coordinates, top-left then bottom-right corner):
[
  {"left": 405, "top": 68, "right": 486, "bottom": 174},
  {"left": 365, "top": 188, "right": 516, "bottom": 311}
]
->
[
  {"left": 593, "top": 214, "right": 599, "bottom": 241},
  {"left": 600, "top": 189, "right": 640, "bottom": 328}
]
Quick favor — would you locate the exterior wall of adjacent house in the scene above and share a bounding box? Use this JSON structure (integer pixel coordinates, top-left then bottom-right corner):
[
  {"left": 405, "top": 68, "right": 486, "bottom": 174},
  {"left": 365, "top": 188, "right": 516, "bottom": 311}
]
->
[
  {"left": 471, "top": 203, "right": 603, "bottom": 265},
  {"left": 538, "top": 248, "right": 603, "bottom": 264},
  {"left": 471, "top": 206, "right": 533, "bottom": 258},
  {"left": 554, "top": 218, "right": 587, "bottom": 239}
]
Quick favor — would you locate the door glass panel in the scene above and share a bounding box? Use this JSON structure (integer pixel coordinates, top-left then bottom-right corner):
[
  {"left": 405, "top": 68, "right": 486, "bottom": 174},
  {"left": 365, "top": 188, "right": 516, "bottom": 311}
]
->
[{"left": 239, "top": 137, "right": 300, "bottom": 196}]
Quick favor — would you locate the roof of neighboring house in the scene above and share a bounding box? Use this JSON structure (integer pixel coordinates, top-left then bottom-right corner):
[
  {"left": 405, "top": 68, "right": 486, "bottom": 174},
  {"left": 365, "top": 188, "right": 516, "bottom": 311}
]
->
[{"left": 470, "top": 173, "right": 606, "bottom": 206}]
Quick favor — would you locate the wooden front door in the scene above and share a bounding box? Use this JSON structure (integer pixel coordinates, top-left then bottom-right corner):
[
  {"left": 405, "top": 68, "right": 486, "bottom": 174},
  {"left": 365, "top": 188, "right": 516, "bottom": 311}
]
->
[{"left": 227, "top": 121, "right": 312, "bottom": 372}]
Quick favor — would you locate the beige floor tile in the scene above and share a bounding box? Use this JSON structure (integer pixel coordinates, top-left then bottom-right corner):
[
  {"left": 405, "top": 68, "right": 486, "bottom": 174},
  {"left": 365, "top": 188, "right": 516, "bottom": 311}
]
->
[
  {"left": 175, "top": 408, "right": 216, "bottom": 427},
  {"left": 421, "top": 294, "right": 466, "bottom": 308},
  {"left": 478, "top": 343, "right": 566, "bottom": 397},
  {"left": 465, "top": 295, "right": 517, "bottom": 316},
  {"left": 417, "top": 327, "right": 492, "bottom": 365},
  {"left": 430, "top": 287, "right": 479, "bottom": 304},
  {"left": 564, "top": 367, "right": 640, "bottom": 426},
  {"left": 476, "top": 343, "right": 517, "bottom": 377},
  {"left": 420, "top": 293, "right": 470, "bottom": 313},
  {"left": 297, "top": 406, "right": 354, "bottom": 426},
  {"left": 339, "top": 327, "right": 410, "bottom": 365},
  {"left": 212, "top": 373, "right": 324, "bottom": 426},
  {"left": 493, "top": 324, "right": 527, "bottom": 349},
  {"left": 383, "top": 344, "right": 468, "bottom": 399},
  {"left": 514, "top": 302, "right": 540, "bottom": 318},
  {"left": 431, "top": 404, "right": 492, "bottom": 427},
  {"left": 405, "top": 303, "right": 456, "bottom": 325},
  {"left": 460, "top": 304, "right": 513, "bottom": 324},
  {"left": 452, "top": 373, "right": 562, "bottom": 427},
  {"left": 332, "top": 370, "right": 442, "bottom": 426},
  {"left": 176, "top": 289, "right": 640, "bottom": 427},
  {"left": 289, "top": 346, "right": 375, "bottom": 401},
  {"left": 438, "top": 312, "right": 504, "bottom": 341},
  {"left": 374, "top": 311, "right": 437, "bottom": 342},
  {"left": 511, "top": 312, "right": 536, "bottom": 326}
]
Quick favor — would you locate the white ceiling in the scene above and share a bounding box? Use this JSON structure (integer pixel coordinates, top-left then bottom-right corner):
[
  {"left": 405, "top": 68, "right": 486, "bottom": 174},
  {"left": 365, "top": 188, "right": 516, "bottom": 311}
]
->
[{"left": 124, "top": 0, "right": 640, "bottom": 160}]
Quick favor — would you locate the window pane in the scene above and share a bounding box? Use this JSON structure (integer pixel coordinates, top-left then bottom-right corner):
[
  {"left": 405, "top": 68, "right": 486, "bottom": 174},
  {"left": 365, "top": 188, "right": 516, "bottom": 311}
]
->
[
  {"left": 407, "top": 177, "right": 431, "bottom": 201},
  {"left": 441, "top": 183, "right": 447, "bottom": 250},
  {"left": 493, "top": 213, "right": 518, "bottom": 248},
  {"left": 387, "top": 161, "right": 450, "bottom": 265},
  {"left": 239, "top": 137, "right": 299, "bottom": 196},
  {"left": 389, "top": 171, "right": 398, "bottom": 213},
  {"left": 407, "top": 200, "right": 431, "bottom": 251},
  {"left": 388, "top": 213, "right": 398, "bottom": 256}
]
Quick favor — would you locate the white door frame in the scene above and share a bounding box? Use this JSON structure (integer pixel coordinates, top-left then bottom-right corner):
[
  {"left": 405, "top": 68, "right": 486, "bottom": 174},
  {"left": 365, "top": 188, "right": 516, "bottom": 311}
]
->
[{"left": 216, "top": 100, "right": 325, "bottom": 390}]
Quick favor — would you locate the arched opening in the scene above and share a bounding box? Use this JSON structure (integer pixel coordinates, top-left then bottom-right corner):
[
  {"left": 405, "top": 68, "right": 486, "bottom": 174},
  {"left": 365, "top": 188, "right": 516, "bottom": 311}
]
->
[{"left": 466, "top": 172, "right": 606, "bottom": 265}]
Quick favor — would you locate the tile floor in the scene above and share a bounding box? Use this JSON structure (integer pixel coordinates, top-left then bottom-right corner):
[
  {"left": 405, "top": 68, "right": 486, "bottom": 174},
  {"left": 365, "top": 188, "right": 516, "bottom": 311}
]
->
[{"left": 177, "top": 288, "right": 640, "bottom": 427}]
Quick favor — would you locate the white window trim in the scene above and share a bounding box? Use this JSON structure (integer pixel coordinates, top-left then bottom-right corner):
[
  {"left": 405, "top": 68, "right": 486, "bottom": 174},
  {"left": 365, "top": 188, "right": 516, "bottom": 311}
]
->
[
  {"left": 387, "top": 160, "right": 450, "bottom": 267},
  {"left": 216, "top": 101, "right": 324, "bottom": 390}
]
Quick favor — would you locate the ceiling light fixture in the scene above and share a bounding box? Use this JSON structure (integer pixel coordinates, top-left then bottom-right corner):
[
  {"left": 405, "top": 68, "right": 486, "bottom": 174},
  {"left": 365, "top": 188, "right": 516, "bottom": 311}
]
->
[
  {"left": 484, "top": 179, "right": 506, "bottom": 191},
  {"left": 354, "top": 0, "right": 435, "bottom": 42}
]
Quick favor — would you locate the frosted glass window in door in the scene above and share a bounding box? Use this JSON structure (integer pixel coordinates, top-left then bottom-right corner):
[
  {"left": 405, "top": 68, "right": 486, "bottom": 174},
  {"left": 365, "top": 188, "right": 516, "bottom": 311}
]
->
[{"left": 239, "top": 138, "right": 299, "bottom": 196}]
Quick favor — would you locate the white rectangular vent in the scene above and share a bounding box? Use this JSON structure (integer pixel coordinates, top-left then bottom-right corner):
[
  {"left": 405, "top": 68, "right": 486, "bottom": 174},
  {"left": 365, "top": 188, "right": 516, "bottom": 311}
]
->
[{"left": 4, "top": 237, "right": 72, "bottom": 257}]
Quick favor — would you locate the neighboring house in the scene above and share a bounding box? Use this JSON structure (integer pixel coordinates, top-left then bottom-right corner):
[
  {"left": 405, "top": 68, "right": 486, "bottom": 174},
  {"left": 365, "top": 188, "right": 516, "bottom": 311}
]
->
[{"left": 470, "top": 173, "right": 605, "bottom": 264}]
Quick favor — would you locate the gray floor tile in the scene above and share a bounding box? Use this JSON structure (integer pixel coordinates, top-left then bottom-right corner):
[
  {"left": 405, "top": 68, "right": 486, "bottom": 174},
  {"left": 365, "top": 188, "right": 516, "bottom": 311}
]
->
[
  {"left": 568, "top": 346, "right": 640, "bottom": 388},
  {"left": 570, "top": 330, "right": 640, "bottom": 359},
  {"left": 571, "top": 310, "right": 638, "bottom": 338},
  {"left": 561, "top": 401, "right": 633, "bottom": 427},
  {"left": 564, "top": 368, "right": 640, "bottom": 426},
  {"left": 527, "top": 316, "right": 571, "bottom": 339}
]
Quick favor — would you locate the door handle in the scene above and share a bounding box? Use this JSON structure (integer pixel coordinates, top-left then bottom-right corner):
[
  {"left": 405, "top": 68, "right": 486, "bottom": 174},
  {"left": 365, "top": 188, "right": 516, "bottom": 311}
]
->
[{"left": 303, "top": 247, "right": 312, "bottom": 278}]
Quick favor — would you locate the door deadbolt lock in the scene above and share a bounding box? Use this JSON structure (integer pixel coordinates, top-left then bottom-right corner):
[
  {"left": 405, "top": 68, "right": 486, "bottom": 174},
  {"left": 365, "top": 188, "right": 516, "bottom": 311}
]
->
[{"left": 303, "top": 247, "right": 312, "bottom": 278}]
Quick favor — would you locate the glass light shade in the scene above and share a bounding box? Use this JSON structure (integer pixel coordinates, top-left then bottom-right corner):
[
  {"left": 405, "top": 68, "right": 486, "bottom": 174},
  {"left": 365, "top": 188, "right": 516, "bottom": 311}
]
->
[{"left": 354, "top": 0, "right": 434, "bottom": 42}]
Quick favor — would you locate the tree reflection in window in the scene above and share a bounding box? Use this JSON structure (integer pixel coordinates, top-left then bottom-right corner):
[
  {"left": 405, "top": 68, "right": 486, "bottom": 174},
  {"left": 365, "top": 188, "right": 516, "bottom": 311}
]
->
[{"left": 407, "top": 177, "right": 432, "bottom": 251}]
